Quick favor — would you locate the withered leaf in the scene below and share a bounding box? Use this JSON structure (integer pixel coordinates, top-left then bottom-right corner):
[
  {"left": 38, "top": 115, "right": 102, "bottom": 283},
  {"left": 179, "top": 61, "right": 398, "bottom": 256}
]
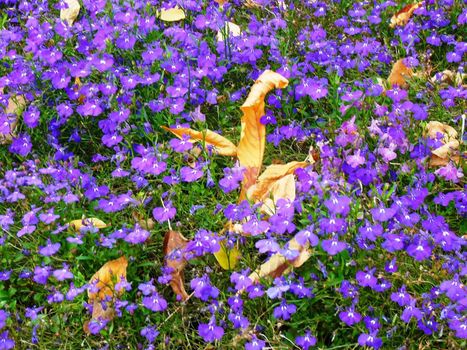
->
[
  {"left": 246, "top": 161, "right": 308, "bottom": 202},
  {"left": 69, "top": 217, "right": 108, "bottom": 231},
  {"left": 424, "top": 121, "right": 460, "bottom": 167},
  {"left": 248, "top": 238, "right": 310, "bottom": 283},
  {"left": 237, "top": 70, "right": 289, "bottom": 185},
  {"left": 159, "top": 7, "right": 185, "bottom": 22},
  {"left": 390, "top": 2, "right": 422, "bottom": 28},
  {"left": 0, "top": 88, "right": 26, "bottom": 144},
  {"left": 217, "top": 22, "right": 241, "bottom": 42},
  {"left": 162, "top": 126, "right": 237, "bottom": 156},
  {"left": 388, "top": 59, "right": 413, "bottom": 88},
  {"left": 163, "top": 230, "right": 189, "bottom": 301},
  {"left": 259, "top": 174, "right": 296, "bottom": 216},
  {"left": 85, "top": 256, "right": 128, "bottom": 334},
  {"left": 60, "top": 0, "right": 80, "bottom": 26},
  {"left": 132, "top": 211, "right": 155, "bottom": 230}
]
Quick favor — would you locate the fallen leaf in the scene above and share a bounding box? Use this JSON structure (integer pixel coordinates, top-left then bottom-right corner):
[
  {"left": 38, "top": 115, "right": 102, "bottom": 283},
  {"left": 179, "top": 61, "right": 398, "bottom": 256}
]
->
[
  {"left": 213, "top": 241, "right": 241, "bottom": 270},
  {"left": 159, "top": 6, "right": 185, "bottom": 22},
  {"left": 390, "top": 2, "right": 422, "bottom": 28},
  {"left": 60, "top": 0, "right": 80, "bottom": 26},
  {"left": 163, "top": 230, "right": 189, "bottom": 301},
  {"left": 85, "top": 256, "right": 128, "bottom": 334},
  {"left": 424, "top": 121, "right": 460, "bottom": 167},
  {"left": 430, "top": 70, "right": 467, "bottom": 87},
  {"left": 132, "top": 211, "right": 155, "bottom": 230},
  {"left": 248, "top": 238, "right": 310, "bottom": 283},
  {"left": 246, "top": 161, "right": 308, "bottom": 202},
  {"left": 237, "top": 70, "right": 289, "bottom": 192},
  {"left": 0, "top": 88, "right": 26, "bottom": 144},
  {"left": 162, "top": 126, "right": 237, "bottom": 156},
  {"left": 388, "top": 59, "right": 413, "bottom": 88},
  {"left": 69, "top": 217, "right": 108, "bottom": 231},
  {"left": 217, "top": 22, "right": 241, "bottom": 42},
  {"left": 259, "top": 174, "right": 296, "bottom": 216}
]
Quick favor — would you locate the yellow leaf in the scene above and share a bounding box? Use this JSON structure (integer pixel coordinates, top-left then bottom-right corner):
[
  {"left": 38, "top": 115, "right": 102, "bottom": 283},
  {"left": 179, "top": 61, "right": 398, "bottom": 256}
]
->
[
  {"left": 390, "top": 2, "right": 422, "bottom": 28},
  {"left": 0, "top": 88, "right": 26, "bottom": 145},
  {"left": 60, "top": 0, "right": 80, "bottom": 26},
  {"left": 387, "top": 59, "right": 413, "bottom": 88},
  {"left": 237, "top": 71, "right": 289, "bottom": 179},
  {"left": 249, "top": 238, "right": 310, "bottom": 283},
  {"left": 159, "top": 6, "right": 185, "bottom": 22},
  {"left": 69, "top": 218, "right": 108, "bottom": 231},
  {"left": 246, "top": 161, "right": 308, "bottom": 202},
  {"left": 258, "top": 174, "right": 296, "bottom": 216},
  {"left": 162, "top": 126, "right": 237, "bottom": 156},
  {"left": 217, "top": 22, "right": 241, "bottom": 42},
  {"left": 214, "top": 241, "right": 241, "bottom": 270},
  {"left": 84, "top": 256, "right": 128, "bottom": 334}
]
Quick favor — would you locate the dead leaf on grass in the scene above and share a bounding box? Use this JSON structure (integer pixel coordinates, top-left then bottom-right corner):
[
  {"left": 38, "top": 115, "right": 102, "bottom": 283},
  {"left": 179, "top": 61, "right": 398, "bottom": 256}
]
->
[
  {"left": 163, "top": 230, "right": 189, "bottom": 301},
  {"left": 424, "top": 121, "right": 460, "bottom": 167},
  {"left": 60, "top": 0, "right": 80, "bottom": 26},
  {"left": 388, "top": 59, "right": 413, "bottom": 88},
  {"left": 390, "top": 2, "right": 422, "bottom": 28}
]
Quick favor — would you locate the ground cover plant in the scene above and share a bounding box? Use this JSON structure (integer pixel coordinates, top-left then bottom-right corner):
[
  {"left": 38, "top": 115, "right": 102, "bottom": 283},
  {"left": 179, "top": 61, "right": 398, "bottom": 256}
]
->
[{"left": 0, "top": 0, "right": 466, "bottom": 349}]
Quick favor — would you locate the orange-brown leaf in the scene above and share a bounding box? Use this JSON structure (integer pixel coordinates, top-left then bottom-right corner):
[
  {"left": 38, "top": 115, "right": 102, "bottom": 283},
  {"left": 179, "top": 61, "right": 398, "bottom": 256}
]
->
[
  {"left": 390, "top": 2, "right": 422, "bottom": 28},
  {"left": 0, "top": 89, "right": 26, "bottom": 144},
  {"left": 246, "top": 161, "right": 308, "bottom": 202},
  {"left": 424, "top": 121, "right": 460, "bottom": 167},
  {"left": 163, "top": 230, "right": 189, "bottom": 301},
  {"left": 388, "top": 59, "right": 413, "bottom": 88},
  {"left": 162, "top": 126, "right": 237, "bottom": 156},
  {"left": 88, "top": 256, "right": 128, "bottom": 301},
  {"left": 237, "top": 70, "right": 289, "bottom": 183},
  {"left": 258, "top": 174, "right": 296, "bottom": 216},
  {"left": 248, "top": 238, "right": 310, "bottom": 283}
]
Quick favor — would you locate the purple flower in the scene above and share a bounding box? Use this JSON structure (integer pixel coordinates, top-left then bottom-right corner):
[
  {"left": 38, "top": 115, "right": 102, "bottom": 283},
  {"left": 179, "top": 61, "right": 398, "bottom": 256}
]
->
[
  {"left": 9, "top": 133, "right": 32, "bottom": 156},
  {"left": 391, "top": 286, "right": 413, "bottom": 307},
  {"left": 38, "top": 239, "right": 61, "bottom": 256},
  {"left": 273, "top": 300, "right": 297, "bottom": 320},
  {"left": 169, "top": 135, "right": 193, "bottom": 153},
  {"left": 339, "top": 307, "right": 362, "bottom": 326},
  {"left": 141, "top": 325, "right": 159, "bottom": 343},
  {"left": 245, "top": 336, "right": 266, "bottom": 350},
  {"left": 87, "top": 318, "right": 108, "bottom": 335},
  {"left": 0, "top": 310, "right": 8, "bottom": 329},
  {"left": 324, "top": 195, "right": 350, "bottom": 216},
  {"left": 0, "top": 331, "right": 15, "bottom": 350},
  {"left": 142, "top": 293, "right": 167, "bottom": 312},
  {"left": 180, "top": 166, "right": 204, "bottom": 182},
  {"left": 448, "top": 319, "right": 467, "bottom": 339},
  {"left": 198, "top": 319, "right": 224, "bottom": 343},
  {"left": 370, "top": 206, "right": 396, "bottom": 222},
  {"left": 406, "top": 240, "right": 432, "bottom": 261},
  {"left": 401, "top": 301, "right": 423, "bottom": 323},
  {"left": 295, "top": 330, "right": 317, "bottom": 349},
  {"left": 358, "top": 332, "right": 382, "bottom": 349},
  {"left": 295, "top": 227, "right": 319, "bottom": 246},
  {"left": 322, "top": 238, "right": 347, "bottom": 256},
  {"left": 435, "top": 163, "right": 464, "bottom": 183},
  {"left": 356, "top": 269, "right": 377, "bottom": 288},
  {"left": 53, "top": 264, "right": 74, "bottom": 281},
  {"left": 230, "top": 271, "right": 252, "bottom": 291}
]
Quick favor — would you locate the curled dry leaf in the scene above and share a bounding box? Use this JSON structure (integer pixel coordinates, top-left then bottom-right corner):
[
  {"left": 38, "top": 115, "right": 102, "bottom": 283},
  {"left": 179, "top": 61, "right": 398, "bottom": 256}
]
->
[
  {"left": 69, "top": 217, "right": 108, "bottom": 231},
  {"left": 162, "top": 126, "right": 237, "bottom": 156},
  {"left": 259, "top": 174, "right": 296, "bottom": 216},
  {"left": 424, "top": 121, "right": 460, "bottom": 167},
  {"left": 163, "top": 230, "right": 189, "bottom": 301},
  {"left": 85, "top": 256, "right": 128, "bottom": 334},
  {"left": 248, "top": 238, "right": 311, "bottom": 283},
  {"left": 390, "top": 2, "right": 422, "bottom": 28},
  {"left": 213, "top": 241, "right": 241, "bottom": 270},
  {"left": 159, "top": 6, "right": 185, "bottom": 22},
  {"left": 388, "top": 59, "right": 413, "bottom": 88},
  {"left": 60, "top": 0, "right": 80, "bottom": 26},
  {"left": 246, "top": 161, "right": 308, "bottom": 202},
  {"left": 217, "top": 22, "right": 241, "bottom": 42},
  {"left": 237, "top": 70, "right": 289, "bottom": 190},
  {"left": 430, "top": 70, "right": 467, "bottom": 87}
]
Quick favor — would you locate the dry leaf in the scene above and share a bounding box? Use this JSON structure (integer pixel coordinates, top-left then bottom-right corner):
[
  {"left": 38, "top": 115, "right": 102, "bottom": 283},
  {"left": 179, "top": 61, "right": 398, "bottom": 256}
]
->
[
  {"left": 390, "top": 2, "right": 422, "bottom": 28},
  {"left": 0, "top": 89, "right": 26, "bottom": 144},
  {"left": 246, "top": 161, "right": 308, "bottom": 202},
  {"left": 215, "top": 0, "right": 228, "bottom": 4},
  {"left": 162, "top": 126, "right": 237, "bottom": 156},
  {"left": 388, "top": 59, "right": 413, "bottom": 88},
  {"left": 430, "top": 70, "right": 467, "bottom": 87},
  {"left": 69, "top": 217, "right": 108, "bottom": 231},
  {"left": 159, "top": 6, "right": 185, "bottom": 22},
  {"left": 213, "top": 241, "right": 241, "bottom": 270},
  {"left": 84, "top": 256, "right": 128, "bottom": 333},
  {"left": 163, "top": 230, "right": 189, "bottom": 301},
  {"left": 60, "top": 0, "right": 80, "bottom": 26},
  {"left": 217, "top": 22, "right": 241, "bottom": 42},
  {"left": 424, "top": 121, "right": 460, "bottom": 167},
  {"left": 132, "top": 211, "right": 155, "bottom": 230},
  {"left": 248, "top": 238, "right": 310, "bottom": 283},
  {"left": 237, "top": 70, "right": 289, "bottom": 190},
  {"left": 259, "top": 174, "right": 296, "bottom": 216}
]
